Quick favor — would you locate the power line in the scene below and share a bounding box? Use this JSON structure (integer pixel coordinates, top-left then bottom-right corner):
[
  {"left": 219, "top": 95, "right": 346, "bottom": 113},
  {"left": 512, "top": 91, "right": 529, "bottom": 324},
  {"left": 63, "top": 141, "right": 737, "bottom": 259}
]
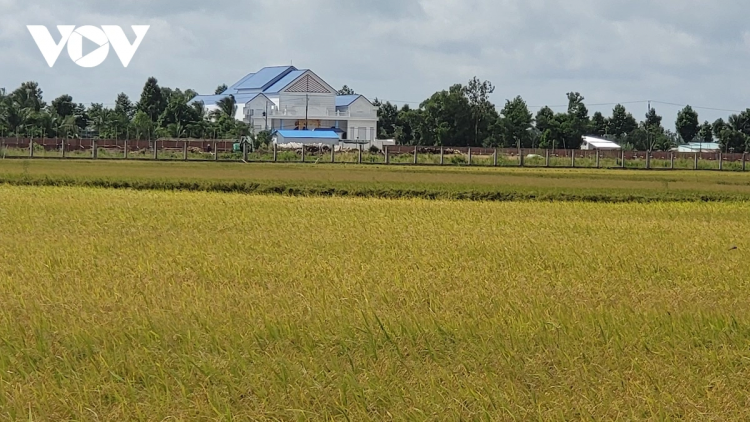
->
[
  {"left": 529, "top": 100, "right": 649, "bottom": 109},
  {"left": 649, "top": 100, "right": 745, "bottom": 114}
]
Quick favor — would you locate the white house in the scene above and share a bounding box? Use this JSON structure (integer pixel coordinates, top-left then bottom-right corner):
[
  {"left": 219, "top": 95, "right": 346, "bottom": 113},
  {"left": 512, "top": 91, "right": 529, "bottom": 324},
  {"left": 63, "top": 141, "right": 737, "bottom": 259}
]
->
[
  {"left": 192, "top": 66, "right": 378, "bottom": 142},
  {"left": 273, "top": 130, "right": 340, "bottom": 146},
  {"left": 581, "top": 136, "right": 622, "bottom": 151}
]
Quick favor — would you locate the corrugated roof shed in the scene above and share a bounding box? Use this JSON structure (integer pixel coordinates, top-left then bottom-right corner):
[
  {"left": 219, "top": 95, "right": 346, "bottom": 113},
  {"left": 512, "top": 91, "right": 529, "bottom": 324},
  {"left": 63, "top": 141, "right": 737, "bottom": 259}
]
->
[
  {"left": 276, "top": 130, "right": 340, "bottom": 139},
  {"left": 582, "top": 136, "right": 621, "bottom": 149},
  {"left": 678, "top": 142, "right": 721, "bottom": 152}
]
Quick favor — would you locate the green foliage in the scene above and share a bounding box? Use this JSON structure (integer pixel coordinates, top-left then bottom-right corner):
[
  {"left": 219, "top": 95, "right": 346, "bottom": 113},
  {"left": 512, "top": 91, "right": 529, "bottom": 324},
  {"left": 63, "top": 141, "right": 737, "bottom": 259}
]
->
[
  {"left": 698, "top": 121, "right": 713, "bottom": 144},
  {"left": 496, "top": 96, "right": 533, "bottom": 148},
  {"left": 375, "top": 99, "right": 398, "bottom": 139},
  {"left": 676, "top": 105, "right": 700, "bottom": 143},
  {"left": 337, "top": 85, "right": 355, "bottom": 95},
  {"left": 608, "top": 104, "right": 638, "bottom": 138},
  {"left": 137, "top": 77, "right": 165, "bottom": 122}
]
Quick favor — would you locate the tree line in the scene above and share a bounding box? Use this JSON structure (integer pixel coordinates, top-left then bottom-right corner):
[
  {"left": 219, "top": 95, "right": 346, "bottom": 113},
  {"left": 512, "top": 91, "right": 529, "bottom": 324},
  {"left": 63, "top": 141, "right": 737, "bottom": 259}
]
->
[
  {"left": 0, "top": 78, "right": 251, "bottom": 141},
  {"left": 2, "top": 76, "right": 750, "bottom": 152},
  {"left": 373, "top": 78, "right": 750, "bottom": 152}
]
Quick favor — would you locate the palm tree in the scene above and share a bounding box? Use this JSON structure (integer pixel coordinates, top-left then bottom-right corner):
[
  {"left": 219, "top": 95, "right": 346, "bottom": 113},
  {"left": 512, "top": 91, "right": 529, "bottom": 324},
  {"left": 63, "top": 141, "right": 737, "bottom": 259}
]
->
[{"left": 217, "top": 95, "right": 237, "bottom": 119}]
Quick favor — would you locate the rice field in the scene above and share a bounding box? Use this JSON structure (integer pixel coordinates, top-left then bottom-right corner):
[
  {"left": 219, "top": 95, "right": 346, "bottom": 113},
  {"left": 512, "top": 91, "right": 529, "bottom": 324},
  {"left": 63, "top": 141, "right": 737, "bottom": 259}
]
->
[
  {"left": 2, "top": 185, "right": 750, "bottom": 420},
  {"left": 3, "top": 159, "right": 750, "bottom": 203}
]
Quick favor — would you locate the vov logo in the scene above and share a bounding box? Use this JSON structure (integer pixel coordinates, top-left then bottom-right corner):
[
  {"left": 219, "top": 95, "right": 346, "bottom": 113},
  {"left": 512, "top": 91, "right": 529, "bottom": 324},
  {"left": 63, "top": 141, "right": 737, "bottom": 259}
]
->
[{"left": 27, "top": 25, "right": 150, "bottom": 68}]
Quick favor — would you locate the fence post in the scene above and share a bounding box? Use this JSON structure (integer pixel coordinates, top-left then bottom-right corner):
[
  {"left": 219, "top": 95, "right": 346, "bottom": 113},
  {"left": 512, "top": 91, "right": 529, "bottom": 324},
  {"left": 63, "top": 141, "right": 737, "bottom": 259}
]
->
[
  {"left": 571, "top": 150, "right": 575, "bottom": 168},
  {"left": 358, "top": 144, "right": 362, "bottom": 164},
  {"left": 646, "top": 150, "right": 651, "bottom": 170},
  {"left": 743, "top": 153, "right": 747, "bottom": 171},
  {"left": 61, "top": 139, "right": 66, "bottom": 158},
  {"left": 719, "top": 152, "right": 723, "bottom": 171},
  {"left": 694, "top": 152, "right": 698, "bottom": 170},
  {"left": 413, "top": 145, "right": 418, "bottom": 165},
  {"left": 124, "top": 140, "right": 128, "bottom": 159},
  {"left": 301, "top": 145, "right": 305, "bottom": 162},
  {"left": 330, "top": 144, "right": 335, "bottom": 163},
  {"left": 185, "top": 141, "right": 190, "bottom": 161},
  {"left": 621, "top": 150, "right": 625, "bottom": 168},
  {"left": 468, "top": 148, "right": 472, "bottom": 166},
  {"left": 493, "top": 148, "right": 498, "bottom": 167},
  {"left": 545, "top": 149, "right": 550, "bottom": 167},
  {"left": 29, "top": 139, "right": 34, "bottom": 158},
  {"left": 91, "top": 139, "right": 96, "bottom": 159},
  {"left": 520, "top": 149, "right": 525, "bottom": 167},
  {"left": 214, "top": 141, "right": 219, "bottom": 161},
  {"left": 596, "top": 150, "right": 600, "bottom": 169},
  {"left": 670, "top": 152, "right": 674, "bottom": 169},
  {"left": 384, "top": 145, "right": 389, "bottom": 164},
  {"left": 440, "top": 146, "right": 444, "bottom": 165},
  {"left": 153, "top": 140, "right": 158, "bottom": 160}
]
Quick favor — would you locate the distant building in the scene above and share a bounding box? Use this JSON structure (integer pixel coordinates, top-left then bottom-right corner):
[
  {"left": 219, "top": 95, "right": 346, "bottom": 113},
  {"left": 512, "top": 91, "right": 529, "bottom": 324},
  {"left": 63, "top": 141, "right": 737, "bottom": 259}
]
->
[
  {"left": 676, "top": 142, "right": 721, "bottom": 153},
  {"left": 273, "top": 130, "right": 340, "bottom": 146},
  {"left": 192, "top": 66, "right": 378, "bottom": 142},
  {"left": 580, "top": 136, "right": 622, "bottom": 151}
]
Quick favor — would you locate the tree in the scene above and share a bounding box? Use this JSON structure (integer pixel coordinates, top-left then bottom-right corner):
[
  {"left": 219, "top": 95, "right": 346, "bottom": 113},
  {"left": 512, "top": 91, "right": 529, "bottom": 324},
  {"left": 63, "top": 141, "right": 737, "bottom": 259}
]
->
[
  {"left": 137, "top": 77, "right": 165, "bottom": 121},
  {"left": 534, "top": 106, "right": 563, "bottom": 149},
  {"left": 131, "top": 110, "right": 155, "bottom": 140},
  {"left": 591, "top": 112, "right": 608, "bottom": 137},
  {"left": 698, "top": 121, "right": 713, "bottom": 144},
  {"left": 496, "top": 96, "right": 533, "bottom": 148},
  {"left": 419, "top": 84, "right": 473, "bottom": 146},
  {"left": 375, "top": 99, "right": 399, "bottom": 139},
  {"left": 643, "top": 107, "right": 665, "bottom": 151},
  {"left": 564, "top": 92, "right": 589, "bottom": 149},
  {"left": 158, "top": 91, "right": 202, "bottom": 137},
  {"left": 215, "top": 84, "right": 228, "bottom": 95},
  {"left": 338, "top": 85, "right": 355, "bottom": 95},
  {"left": 114, "top": 93, "right": 135, "bottom": 120},
  {"left": 712, "top": 119, "right": 727, "bottom": 144},
  {"left": 216, "top": 95, "right": 237, "bottom": 120},
  {"left": 675, "top": 105, "right": 700, "bottom": 143},
  {"left": 463, "top": 77, "right": 496, "bottom": 147},
  {"left": 50, "top": 95, "right": 75, "bottom": 118},
  {"left": 608, "top": 104, "right": 638, "bottom": 139},
  {"left": 394, "top": 104, "right": 420, "bottom": 145}
]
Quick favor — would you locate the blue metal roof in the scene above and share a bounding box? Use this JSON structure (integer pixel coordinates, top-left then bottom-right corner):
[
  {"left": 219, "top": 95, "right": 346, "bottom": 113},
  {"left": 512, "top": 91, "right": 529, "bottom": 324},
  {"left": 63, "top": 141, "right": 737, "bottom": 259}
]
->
[
  {"left": 336, "top": 95, "right": 361, "bottom": 107},
  {"left": 264, "top": 70, "right": 307, "bottom": 93},
  {"left": 191, "top": 93, "right": 261, "bottom": 106},
  {"left": 233, "top": 93, "right": 263, "bottom": 104},
  {"left": 228, "top": 72, "right": 256, "bottom": 90},
  {"left": 276, "top": 130, "right": 340, "bottom": 139},
  {"left": 232, "top": 66, "right": 296, "bottom": 91}
]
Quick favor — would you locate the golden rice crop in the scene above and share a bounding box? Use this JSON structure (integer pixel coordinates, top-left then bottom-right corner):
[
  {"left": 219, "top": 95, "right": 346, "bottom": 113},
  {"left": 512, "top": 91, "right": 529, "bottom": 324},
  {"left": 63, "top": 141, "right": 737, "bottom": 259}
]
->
[{"left": 1, "top": 186, "right": 750, "bottom": 420}]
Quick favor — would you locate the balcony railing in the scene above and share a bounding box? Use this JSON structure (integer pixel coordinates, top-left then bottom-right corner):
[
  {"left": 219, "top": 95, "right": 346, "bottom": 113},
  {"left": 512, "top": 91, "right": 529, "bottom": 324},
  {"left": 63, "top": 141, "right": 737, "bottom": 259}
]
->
[{"left": 246, "top": 108, "right": 377, "bottom": 119}]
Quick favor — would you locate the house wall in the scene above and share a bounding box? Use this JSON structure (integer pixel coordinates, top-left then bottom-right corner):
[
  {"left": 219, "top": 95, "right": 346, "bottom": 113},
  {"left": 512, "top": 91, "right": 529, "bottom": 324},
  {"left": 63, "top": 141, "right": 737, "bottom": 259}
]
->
[
  {"left": 347, "top": 119, "right": 377, "bottom": 141},
  {"left": 348, "top": 97, "right": 377, "bottom": 119},
  {"left": 278, "top": 93, "right": 336, "bottom": 117}
]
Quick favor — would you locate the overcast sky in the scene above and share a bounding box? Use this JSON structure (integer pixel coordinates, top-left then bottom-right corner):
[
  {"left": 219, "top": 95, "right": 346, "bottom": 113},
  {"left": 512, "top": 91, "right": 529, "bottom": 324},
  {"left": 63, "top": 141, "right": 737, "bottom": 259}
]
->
[{"left": 2, "top": 0, "right": 749, "bottom": 126}]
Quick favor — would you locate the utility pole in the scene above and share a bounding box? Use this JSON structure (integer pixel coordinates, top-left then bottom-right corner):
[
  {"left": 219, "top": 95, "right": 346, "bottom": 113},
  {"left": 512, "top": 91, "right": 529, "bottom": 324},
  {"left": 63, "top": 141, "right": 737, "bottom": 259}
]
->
[{"left": 305, "top": 94, "right": 309, "bottom": 130}]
